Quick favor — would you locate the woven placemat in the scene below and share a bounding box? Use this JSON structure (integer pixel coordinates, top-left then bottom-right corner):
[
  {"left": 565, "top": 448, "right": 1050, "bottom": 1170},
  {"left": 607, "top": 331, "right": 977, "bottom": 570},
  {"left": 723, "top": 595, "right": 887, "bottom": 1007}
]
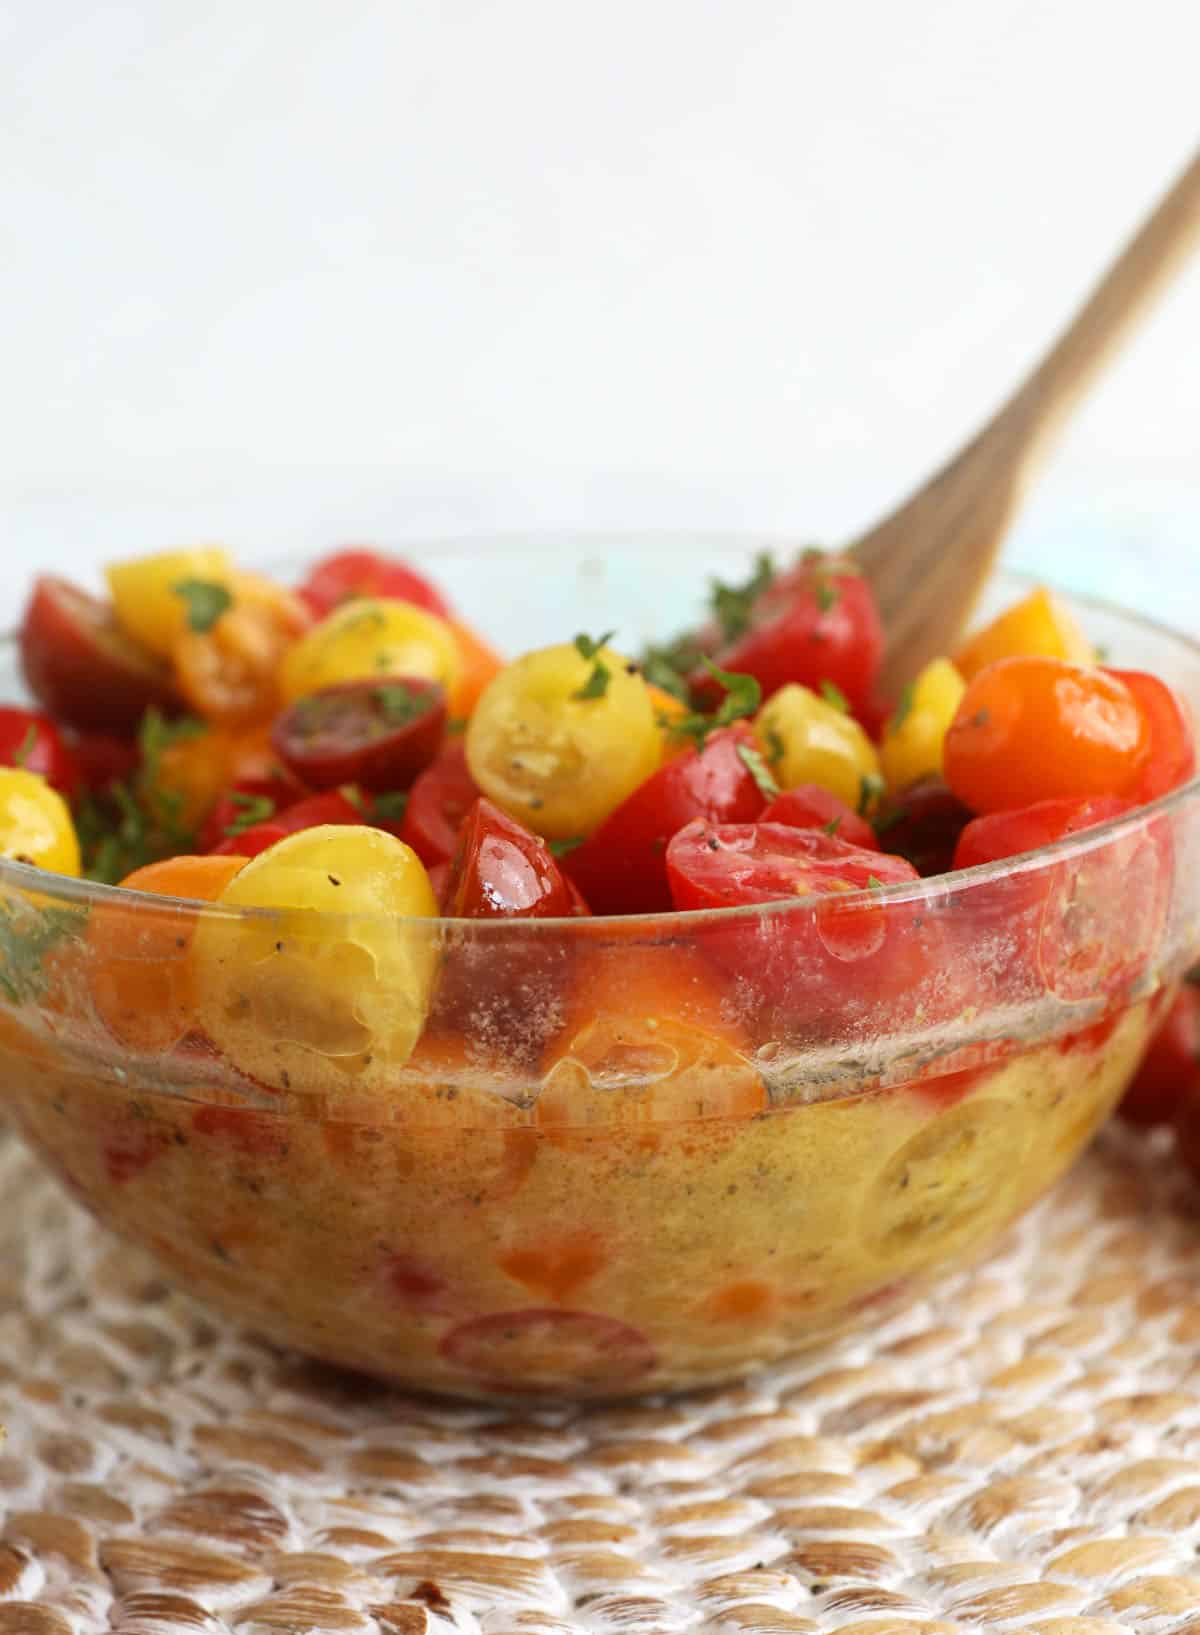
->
[{"left": 5, "top": 1121, "right": 1200, "bottom": 1635}]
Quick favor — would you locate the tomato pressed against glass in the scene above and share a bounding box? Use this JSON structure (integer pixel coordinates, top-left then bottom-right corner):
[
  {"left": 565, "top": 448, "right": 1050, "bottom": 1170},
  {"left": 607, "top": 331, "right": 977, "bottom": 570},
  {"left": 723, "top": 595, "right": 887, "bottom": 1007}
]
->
[
  {"left": 397, "top": 741, "right": 480, "bottom": 867},
  {"left": 943, "top": 657, "right": 1149, "bottom": 814},
  {"left": 19, "top": 576, "right": 181, "bottom": 733},
  {"left": 444, "top": 797, "right": 578, "bottom": 919},
  {"left": 563, "top": 725, "right": 768, "bottom": 915},
  {"left": 1118, "top": 985, "right": 1200, "bottom": 1128},
  {"left": 691, "top": 560, "right": 883, "bottom": 717},
  {"left": 208, "top": 789, "right": 363, "bottom": 858},
  {"left": 0, "top": 707, "right": 80, "bottom": 800},
  {"left": 298, "top": 549, "right": 452, "bottom": 621},
  {"left": 761, "top": 784, "right": 878, "bottom": 851},
  {"left": 874, "top": 777, "right": 972, "bottom": 877},
  {"left": 1107, "top": 668, "right": 1196, "bottom": 804},
  {"left": 952, "top": 795, "right": 1134, "bottom": 870},
  {"left": 271, "top": 678, "right": 446, "bottom": 794}
]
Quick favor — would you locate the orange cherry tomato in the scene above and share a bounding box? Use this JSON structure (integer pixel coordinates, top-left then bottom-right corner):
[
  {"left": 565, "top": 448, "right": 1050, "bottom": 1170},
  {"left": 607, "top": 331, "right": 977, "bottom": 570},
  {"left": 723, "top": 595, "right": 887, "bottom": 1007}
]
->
[
  {"left": 173, "top": 585, "right": 310, "bottom": 727},
  {"left": 89, "top": 854, "right": 248, "bottom": 1053},
  {"left": 447, "top": 618, "right": 504, "bottom": 718},
  {"left": 943, "top": 657, "right": 1149, "bottom": 815}
]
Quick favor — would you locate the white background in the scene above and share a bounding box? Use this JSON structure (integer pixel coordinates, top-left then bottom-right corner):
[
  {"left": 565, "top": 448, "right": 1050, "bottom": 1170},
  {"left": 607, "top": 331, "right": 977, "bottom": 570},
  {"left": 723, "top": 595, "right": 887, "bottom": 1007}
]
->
[{"left": 3, "top": 1, "right": 1199, "bottom": 620}]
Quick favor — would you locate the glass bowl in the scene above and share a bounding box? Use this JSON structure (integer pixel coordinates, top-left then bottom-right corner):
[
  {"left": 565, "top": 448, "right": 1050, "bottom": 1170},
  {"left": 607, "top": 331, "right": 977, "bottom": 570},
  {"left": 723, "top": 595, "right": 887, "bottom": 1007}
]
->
[{"left": 1, "top": 538, "right": 1198, "bottom": 1401}]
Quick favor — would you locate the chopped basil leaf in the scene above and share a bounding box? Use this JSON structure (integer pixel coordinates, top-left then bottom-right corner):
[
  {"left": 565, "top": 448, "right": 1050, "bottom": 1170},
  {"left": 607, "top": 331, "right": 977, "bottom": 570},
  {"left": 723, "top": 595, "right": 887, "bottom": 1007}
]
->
[
  {"left": 371, "top": 790, "right": 409, "bottom": 822},
  {"left": 372, "top": 683, "right": 432, "bottom": 727},
  {"left": 668, "top": 662, "right": 762, "bottom": 750},
  {"left": 857, "top": 772, "right": 885, "bottom": 815},
  {"left": 709, "top": 552, "right": 775, "bottom": 642},
  {"left": 224, "top": 791, "right": 276, "bottom": 837},
  {"left": 11, "top": 724, "right": 37, "bottom": 768},
  {"left": 573, "top": 631, "right": 615, "bottom": 662},
  {"left": 814, "top": 579, "right": 839, "bottom": 614},
  {"left": 572, "top": 631, "right": 615, "bottom": 700},
  {"left": 173, "top": 578, "right": 233, "bottom": 634},
  {"left": 867, "top": 874, "right": 885, "bottom": 890},
  {"left": 822, "top": 815, "right": 842, "bottom": 836},
  {"left": 892, "top": 682, "right": 915, "bottom": 731},
  {"left": 549, "top": 835, "right": 585, "bottom": 857},
  {"left": 764, "top": 725, "right": 786, "bottom": 767},
  {"left": 819, "top": 679, "right": 849, "bottom": 713},
  {"left": 640, "top": 638, "right": 702, "bottom": 701},
  {"left": 735, "top": 742, "right": 781, "bottom": 801}
]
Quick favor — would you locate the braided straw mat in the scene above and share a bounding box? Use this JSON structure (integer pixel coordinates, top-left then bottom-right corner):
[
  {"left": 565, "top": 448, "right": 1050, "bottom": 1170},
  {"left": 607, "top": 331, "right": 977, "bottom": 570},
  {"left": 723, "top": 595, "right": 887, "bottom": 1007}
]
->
[{"left": 6, "top": 1119, "right": 1200, "bottom": 1635}]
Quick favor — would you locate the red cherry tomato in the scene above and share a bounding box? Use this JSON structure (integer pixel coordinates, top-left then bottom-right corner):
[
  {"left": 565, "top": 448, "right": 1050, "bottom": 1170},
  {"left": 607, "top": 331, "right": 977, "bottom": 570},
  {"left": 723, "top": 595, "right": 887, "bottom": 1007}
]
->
[
  {"left": 874, "top": 777, "right": 972, "bottom": 877},
  {"left": 952, "top": 795, "right": 1134, "bottom": 870},
  {"left": 298, "top": 549, "right": 452, "bottom": 620},
  {"left": 944, "top": 657, "right": 1149, "bottom": 815},
  {"left": 692, "top": 561, "right": 883, "bottom": 717},
  {"left": 208, "top": 789, "right": 363, "bottom": 858},
  {"left": 1119, "top": 985, "right": 1200, "bottom": 1127},
  {"left": 198, "top": 773, "right": 308, "bottom": 853},
  {"left": 563, "top": 725, "right": 767, "bottom": 915},
  {"left": 397, "top": 741, "right": 480, "bottom": 867},
  {"left": 668, "top": 820, "right": 916, "bottom": 913},
  {"left": 70, "top": 731, "right": 142, "bottom": 794},
  {"left": 444, "top": 797, "right": 578, "bottom": 919},
  {"left": 761, "top": 784, "right": 878, "bottom": 851},
  {"left": 1107, "top": 668, "right": 1196, "bottom": 804},
  {"left": 271, "top": 678, "right": 446, "bottom": 794},
  {"left": 0, "top": 707, "right": 80, "bottom": 800},
  {"left": 19, "top": 576, "right": 182, "bottom": 733}
]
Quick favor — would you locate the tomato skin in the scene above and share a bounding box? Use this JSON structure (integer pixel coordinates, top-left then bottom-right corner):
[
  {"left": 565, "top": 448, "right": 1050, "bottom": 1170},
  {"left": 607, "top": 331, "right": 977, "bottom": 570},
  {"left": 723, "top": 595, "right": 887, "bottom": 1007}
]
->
[
  {"left": 1107, "top": 668, "right": 1196, "bottom": 804},
  {"left": 760, "top": 784, "right": 878, "bottom": 851},
  {"left": 667, "top": 820, "right": 917, "bottom": 912},
  {"left": 69, "top": 731, "right": 141, "bottom": 794},
  {"left": 19, "top": 576, "right": 181, "bottom": 733},
  {"left": 298, "top": 549, "right": 452, "bottom": 621},
  {"left": 1118, "top": 986, "right": 1200, "bottom": 1127},
  {"left": 197, "top": 773, "right": 308, "bottom": 853},
  {"left": 0, "top": 707, "right": 80, "bottom": 801},
  {"left": 953, "top": 795, "right": 1134, "bottom": 870},
  {"left": 692, "top": 563, "right": 883, "bottom": 717},
  {"left": 271, "top": 678, "right": 446, "bottom": 794},
  {"left": 874, "top": 777, "right": 972, "bottom": 877},
  {"left": 444, "top": 797, "right": 577, "bottom": 919},
  {"left": 944, "top": 657, "right": 1149, "bottom": 814},
  {"left": 396, "top": 741, "right": 480, "bottom": 867},
  {"left": 563, "top": 725, "right": 767, "bottom": 915},
  {"left": 208, "top": 789, "right": 362, "bottom": 857}
]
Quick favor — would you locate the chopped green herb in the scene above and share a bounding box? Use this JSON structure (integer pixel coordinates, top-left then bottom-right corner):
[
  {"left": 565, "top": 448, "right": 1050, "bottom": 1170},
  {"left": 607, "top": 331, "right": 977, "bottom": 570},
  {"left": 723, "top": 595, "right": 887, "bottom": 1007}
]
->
[
  {"left": 822, "top": 816, "right": 842, "bottom": 836},
  {"left": 573, "top": 631, "right": 615, "bottom": 662},
  {"left": 735, "top": 742, "right": 781, "bottom": 801},
  {"left": 371, "top": 790, "right": 409, "bottom": 823},
  {"left": 640, "top": 637, "right": 702, "bottom": 701},
  {"left": 873, "top": 805, "right": 909, "bottom": 836},
  {"left": 867, "top": 874, "right": 885, "bottom": 890},
  {"left": 815, "top": 580, "right": 839, "bottom": 614},
  {"left": 11, "top": 724, "right": 37, "bottom": 768},
  {"left": 668, "top": 661, "right": 763, "bottom": 750},
  {"left": 764, "top": 725, "right": 786, "bottom": 767},
  {"left": 446, "top": 716, "right": 468, "bottom": 736},
  {"left": 224, "top": 791, "right": 276, "bottom": 837},
  {"left": 857, "top": 772, "right": 885, "bottom": 815},
  {"left": 549, "top": 835, "right": 586, "bottom": 858},
  {"left": 173, "top": 578, "right": 233, "bottom": 634},
  {"left": 709, "top": 552, "right": 775, "bottom": 642},
  {"left": 892, "top": 682, "right": 915, "bottom": 731},
  {"left": 78, "top": 709, "right": 205, "bottom": 883},
  {"left": 372, "top": 683, "right": 433, "bottom": 727},
  {"left": 819, "top": 679, "right": 849, "bottom": 713},
  {"left": 572, "top": 631, "right": 615, "bottom": 701}
]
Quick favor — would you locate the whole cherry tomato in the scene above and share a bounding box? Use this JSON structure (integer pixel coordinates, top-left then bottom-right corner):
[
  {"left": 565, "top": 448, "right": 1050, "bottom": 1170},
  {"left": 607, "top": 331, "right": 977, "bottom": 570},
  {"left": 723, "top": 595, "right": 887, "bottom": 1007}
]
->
[
  {"left": 1106, "top": 668, "right": 1196, "bottom": 804},
  {"left": 0, "top": 707, "right": 80, "bottom": 800},
  {"left": 761, "top": 783, "right": 878, "bottom": 851},
  {"left": 1119, "top": 985, "right": 1200, "bottom": 1128},
  {"left": 198, "top": 772, "right": 308, "bottom": 853},
  {"left": 19, "top": 576, "right": 181, "bottom": 733},
  {"left": 444, "top": 797, "right": 578, "bottom": 919},
  {"left": 563, "top": 725, "right": 768, "bottom": 915},
  {"left": 298, "top": 549, "right": 452, "bottom": 621},
  {"left": 271, "top": 678, "right": 446, "bottom": 793},
  {"left": 943, "top": 657, "right": 1149, "bottom": 814},
  {"left": 397, "top": 741, "right": 480, "bottom": 867},
  {"left": 208, "top": 789, "right": 363, "bottom": 858},
  {"left": 691, "top": 558, "right": 883, "bottom": 718},
  {"left": 874, "top": 777, "right": 972, "bottom": 877}
]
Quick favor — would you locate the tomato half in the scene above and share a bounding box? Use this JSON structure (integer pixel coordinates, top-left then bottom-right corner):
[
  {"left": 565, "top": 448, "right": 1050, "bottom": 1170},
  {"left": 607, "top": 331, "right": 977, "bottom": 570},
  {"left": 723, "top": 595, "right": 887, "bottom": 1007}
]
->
[
  {"left": 563, "top": 725, "right": 767, "bottom": 915},
  {"left": 943, "top": 658, "right": 1149, "bottom": 814},
  {"left": 1107, "top": 668, "right": 1196, "bottom": 804},
  {"left": 0, "top": 707, "right": 80, "bottom": 800},
  {"left": 298, "top": 548, "right": 452, "bottom": 620},
  {"left": 1119, "top": 985, "right": 1200, "bottom": 1127},
  {"left": 444, "top": 797, "right": 577, "bottom": 919},
  {"left": 208, "top": 789, "right": 363, "bottom": 858},
  {"left": 874, "top": 777, "right": 972, "bottom": 877},
  {"left": 271, "top": 678, "right": 446, "bottom": 794},
  {"left": 761, "top": 784, "right": 877, "bottom": 851},
  {"left": 692, "top": 559, "right": 883, "bottom": 717},
  {"left": 19, "top": 576, "right": 181, "bottom": 733},
  {"left": 397, "top": 741, "right": 480, "bottom": 866}
]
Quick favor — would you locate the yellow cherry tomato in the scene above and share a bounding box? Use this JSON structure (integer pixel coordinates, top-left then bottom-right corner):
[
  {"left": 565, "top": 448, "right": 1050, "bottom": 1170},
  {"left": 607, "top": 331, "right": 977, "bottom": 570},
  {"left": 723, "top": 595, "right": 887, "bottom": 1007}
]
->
[
  {"left": 0, "top": 768, "right": 81, "bottom": 876},
  {"left": 465, "top": 641, "right": 661, "bottom": 840},
  {"left": 278, "top": 597, "right": 462, "bottom": 704},
  {"left": 880, "top": 657, "right": 966, "bottom": 792},
  {"left": 755, "top": 683, "right": 883, "bottom": 813},
  {"left": 106, "top": 547, "right": 236, "bottom": 659},
  {"left": 954, "top": 586, "right": 1093, "bottom": 683},
  {"left": 191, "top": 824, "right": 439, "bottom": 1095}
]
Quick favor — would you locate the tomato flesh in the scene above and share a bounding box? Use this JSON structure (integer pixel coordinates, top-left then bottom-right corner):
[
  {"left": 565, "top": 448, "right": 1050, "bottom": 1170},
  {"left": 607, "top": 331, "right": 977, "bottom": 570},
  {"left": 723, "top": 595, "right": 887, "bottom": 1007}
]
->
[
  {"left": 564, "top": 725, "right": 767, "bottom": 915},
  {"left": 272, "top": 677, "right": 446, "bottom": 794},
  {"left": 397, "top": 741, "right": 480, "bottom": 867},
  {"left": 19, "top": 576, "right": 181, "bottom": 733},
  {"left": 298, "top": 548, "right": 452, "bottom": 621},
  {"left": 208, "top": 789, "right": 363, "bottom": 858},
  {"left": 0, "top": 707, "right": 80, "bottom": 801}
]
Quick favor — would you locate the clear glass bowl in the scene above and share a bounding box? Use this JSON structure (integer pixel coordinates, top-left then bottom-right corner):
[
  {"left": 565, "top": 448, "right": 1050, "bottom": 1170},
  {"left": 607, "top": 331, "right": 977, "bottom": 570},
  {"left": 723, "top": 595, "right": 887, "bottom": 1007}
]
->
[{"left": 1, "top": 538, "right": 1198, "bottom": 1401}]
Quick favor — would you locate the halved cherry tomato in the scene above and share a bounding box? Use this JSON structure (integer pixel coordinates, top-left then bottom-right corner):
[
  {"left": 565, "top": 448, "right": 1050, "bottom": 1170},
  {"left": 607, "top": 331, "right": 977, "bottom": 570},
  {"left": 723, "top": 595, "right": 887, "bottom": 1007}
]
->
[
  {"left": 271, "top": 678, "right": 446, "bottom": 794},
  {"left": 444, "top": 797, "right": 577, "bottom": 919},
  {"left": 0, "top": 707, "right": 80, "bottom": 800},
  {"left": 1107, "top": 668, "right": 1196, "bottom": 804},
  {"left": 563, "top": 724, "right": 767, "bottom": 915},
  {"left": 761, "top": 784, "right": 878, "bottom": 851},
  {"left": 69, "top": 731, "right": 141, "bottom": 794},
  {"left": 668, "top": 820, "right": 917, "bottom": 914},
  {"left": 173, "top": 581, "right": 310, "bottom": 727},
  {"left": 19, "top": 576, "right": 181, "bottom": 732},
  {"left": 208, "top": 789, "right": 362, "bottom": 857},
  {"left": 944, "top": 658, "right": 1149, "bottom": 814},
  {"left": 692, "top": 559, "right": 883, "bottom": 717},
  {"left": 297, "top": 548, "right": 452, "bottom": 621},
  {"left": 953, "top": 795, "right": 1134, "bottom": 870},
  {"left": 197, "top": 772, "right": 307, "bottom": 854},
  {"left": 872, "top": 776, "right": 973, "bottom": 878},
  {"left": 1119, "top": 985, "right": 1200, "bottom": 1127},
  {"left": 397, "top": 741, "right": 480, "bottom": 867}
]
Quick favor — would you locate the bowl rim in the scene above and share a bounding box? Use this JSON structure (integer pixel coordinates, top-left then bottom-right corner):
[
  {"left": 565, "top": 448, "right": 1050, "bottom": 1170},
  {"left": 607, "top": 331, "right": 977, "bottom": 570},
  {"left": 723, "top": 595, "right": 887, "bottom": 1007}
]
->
[{"left": 0, "top": 549, "right": 1196, "bottom": 932}]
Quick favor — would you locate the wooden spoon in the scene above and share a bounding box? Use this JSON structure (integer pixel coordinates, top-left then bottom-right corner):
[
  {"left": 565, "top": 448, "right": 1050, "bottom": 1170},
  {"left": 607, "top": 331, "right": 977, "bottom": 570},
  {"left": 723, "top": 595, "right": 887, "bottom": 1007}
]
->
[{"left": 853, "top": 146, "right": 1200, "bottom": 697}]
